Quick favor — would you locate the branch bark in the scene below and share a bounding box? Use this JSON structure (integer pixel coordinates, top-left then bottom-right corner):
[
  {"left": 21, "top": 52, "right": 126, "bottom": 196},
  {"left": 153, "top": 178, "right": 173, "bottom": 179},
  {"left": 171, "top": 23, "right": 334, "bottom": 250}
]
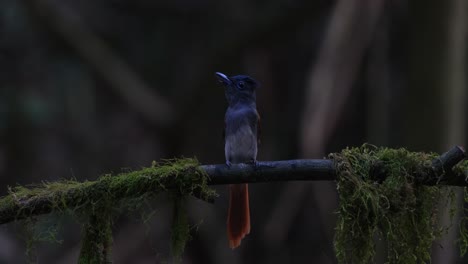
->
[
  {"left": 0, "top": 146, "right": 465, "bottom": 226},
  {"left": 202, "top": 159, "right": 334, "bottom": 184}
]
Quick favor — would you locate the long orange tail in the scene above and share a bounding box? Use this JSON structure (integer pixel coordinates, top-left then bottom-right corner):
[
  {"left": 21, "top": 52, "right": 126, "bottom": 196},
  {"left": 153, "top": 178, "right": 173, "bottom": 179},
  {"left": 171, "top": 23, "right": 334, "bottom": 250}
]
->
[{"left": 227, "top": 184, "right": 250, "bottom": 248}]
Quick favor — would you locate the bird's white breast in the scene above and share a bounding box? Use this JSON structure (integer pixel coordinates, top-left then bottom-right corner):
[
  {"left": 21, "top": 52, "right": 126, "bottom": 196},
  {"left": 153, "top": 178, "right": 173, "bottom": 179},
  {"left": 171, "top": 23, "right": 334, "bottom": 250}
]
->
[{"left": 225, "top": 124, "right": 257, "bottom": 164}]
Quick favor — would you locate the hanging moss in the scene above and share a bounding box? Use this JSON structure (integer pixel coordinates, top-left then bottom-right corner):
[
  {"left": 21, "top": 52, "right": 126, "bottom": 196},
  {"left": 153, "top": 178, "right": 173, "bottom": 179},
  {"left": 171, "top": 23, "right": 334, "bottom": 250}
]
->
[
  {"left": 1, "top": 158, "right": 216, "bottom": 262},
  {"left": 456, "top": 160, "right": 468, "bottom": 255},
  {"left": 78, "top": 208, "right": 113, "bottom": 264},
  {"left": 2, "top": 151, "right": 466, "bottom": 262},
  {"left": 331, "top": 145, "right": 455, "bottom": 264},
  {"left": 171, "top": 195, "right": 190, "bottom": 262},
  {"left": 22, "top": 218, "right": 39, "bottom": 263}
]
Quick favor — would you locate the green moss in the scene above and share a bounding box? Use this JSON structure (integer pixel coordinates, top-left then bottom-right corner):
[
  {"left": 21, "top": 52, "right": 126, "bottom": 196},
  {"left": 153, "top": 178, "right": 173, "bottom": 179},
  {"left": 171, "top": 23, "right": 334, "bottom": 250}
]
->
[
  {"left": 2, "top": 158, "right": 216, "bottom": 262},
  {"left": 22, "top": 219, "right": 39, "bottom": 263},
  {"left": 5, "top": 151, "right": 465, "bottom": 262},
  {"left": 171, "top": 195, "right": 189, "bottom": 262},
  {"left": 457, "top": 160, "right": 468, "bottom": 255},
  {"left": 78, "top": 208, "right": 113, "bottom": 264},
  {"left": 454, "top": 160, "right": 468, "bottom": 181},
  {"left": 331, "top": 145, "right": 452, "bottom": 263},
  {"left": 2, "top": 158, "right": 215, "bottom": 214}
]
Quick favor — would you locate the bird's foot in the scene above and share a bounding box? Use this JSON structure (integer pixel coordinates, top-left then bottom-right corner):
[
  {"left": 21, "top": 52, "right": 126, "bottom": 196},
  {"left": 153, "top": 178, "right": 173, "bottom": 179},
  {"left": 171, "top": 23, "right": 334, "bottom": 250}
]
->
[
  {"left": 249, "top": 159, "right": 258, "bottom": 168},
  {"left": 226, "top": 161, "right": 232, "bottom": 168}
]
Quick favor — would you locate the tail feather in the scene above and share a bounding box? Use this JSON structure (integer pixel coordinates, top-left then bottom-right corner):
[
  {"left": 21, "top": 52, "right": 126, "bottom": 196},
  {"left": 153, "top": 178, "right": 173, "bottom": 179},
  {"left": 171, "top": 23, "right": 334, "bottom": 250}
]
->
[{"left": 227, "top": 184, "right": 250, "bottom": 248}]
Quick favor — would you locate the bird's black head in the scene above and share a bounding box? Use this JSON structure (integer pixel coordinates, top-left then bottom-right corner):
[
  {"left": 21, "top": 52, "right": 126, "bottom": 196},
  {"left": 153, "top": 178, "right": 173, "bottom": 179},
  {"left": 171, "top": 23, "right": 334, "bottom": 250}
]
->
[{"left": 215, "top": 72, "right": 259, "bottom": 106}]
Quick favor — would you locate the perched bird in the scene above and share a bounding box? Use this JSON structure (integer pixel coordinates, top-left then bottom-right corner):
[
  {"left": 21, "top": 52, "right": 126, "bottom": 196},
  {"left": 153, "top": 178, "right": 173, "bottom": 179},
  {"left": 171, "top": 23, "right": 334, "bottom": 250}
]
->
[{"left": 215, "top": 72, "right": 260, "bottom": 249}]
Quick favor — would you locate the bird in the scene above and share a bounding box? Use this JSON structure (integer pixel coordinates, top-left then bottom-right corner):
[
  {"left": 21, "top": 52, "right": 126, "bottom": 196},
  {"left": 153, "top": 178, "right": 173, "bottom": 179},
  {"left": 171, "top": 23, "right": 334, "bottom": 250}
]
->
[{"left": 215, "top": 72, "right": 260, "bottom": 249}]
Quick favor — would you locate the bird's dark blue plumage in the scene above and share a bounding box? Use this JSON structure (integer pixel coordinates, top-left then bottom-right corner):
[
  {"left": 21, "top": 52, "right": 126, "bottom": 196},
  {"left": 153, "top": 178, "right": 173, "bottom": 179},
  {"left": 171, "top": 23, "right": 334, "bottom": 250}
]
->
[
  {"left": 216, "top": 72, "right": 260, "bottom": 165},
  {"left": 215, "top": 72, "right": 260, "bottom": 248}
]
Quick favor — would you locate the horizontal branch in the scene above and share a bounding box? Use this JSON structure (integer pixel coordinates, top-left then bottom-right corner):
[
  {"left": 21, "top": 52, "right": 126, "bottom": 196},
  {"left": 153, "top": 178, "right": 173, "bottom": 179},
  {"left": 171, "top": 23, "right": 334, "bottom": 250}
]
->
[
  {"left": 203, "top": 146, "right": 467, "bottom": 186},
  {"left": 202, "top": 159, "right": 335, "bottom": 184},
  {"left": 0, "top": 146, "right": 465, "bottom": 225}
]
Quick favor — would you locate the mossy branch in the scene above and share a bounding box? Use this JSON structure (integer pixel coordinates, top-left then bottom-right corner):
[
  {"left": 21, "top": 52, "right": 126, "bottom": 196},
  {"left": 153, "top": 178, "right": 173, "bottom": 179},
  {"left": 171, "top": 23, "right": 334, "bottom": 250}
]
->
[
  {"left": 0, "top": 147, "right": 466, "bottom": 226},
  {"left": 0, "top": 146, "right": 466, "bottom": 263},
  {"left": 332, "top": 145, "right": 467, "bottom": 263},
  {"left": 0, "top": 159, "right": 216, "bottom": 225}
]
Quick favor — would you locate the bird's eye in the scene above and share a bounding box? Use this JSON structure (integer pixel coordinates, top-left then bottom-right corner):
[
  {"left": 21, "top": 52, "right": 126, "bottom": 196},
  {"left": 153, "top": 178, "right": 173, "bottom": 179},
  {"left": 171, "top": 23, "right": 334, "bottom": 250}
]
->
[{"left": 237, "top": 81, "right": 245, "bottom": 89}]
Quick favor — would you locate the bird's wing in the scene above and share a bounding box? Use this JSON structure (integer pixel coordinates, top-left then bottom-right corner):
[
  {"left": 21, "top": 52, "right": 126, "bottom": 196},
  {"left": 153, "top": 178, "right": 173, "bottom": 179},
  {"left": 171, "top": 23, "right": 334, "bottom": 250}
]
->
[
  {"left": 223, "top": 116, "right": 226, "bottom": 143},
  {"left": 247, "top": 109, "right": 261, "bottom": 146},
  {"left": 257, "top": 113, "right": 261, "bottom": 146}
]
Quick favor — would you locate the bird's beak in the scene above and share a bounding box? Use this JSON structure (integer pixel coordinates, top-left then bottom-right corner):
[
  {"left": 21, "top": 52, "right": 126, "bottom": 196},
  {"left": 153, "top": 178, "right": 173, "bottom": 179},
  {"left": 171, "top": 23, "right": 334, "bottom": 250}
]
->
[{"left": 215, "top": 72, "right": 231, "bottom": 86}]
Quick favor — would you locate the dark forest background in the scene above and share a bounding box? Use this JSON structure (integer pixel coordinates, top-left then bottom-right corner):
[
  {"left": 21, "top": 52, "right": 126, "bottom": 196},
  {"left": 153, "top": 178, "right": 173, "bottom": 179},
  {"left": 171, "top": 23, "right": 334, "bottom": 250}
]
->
[{"left": 0, "top": 0, "right": 467, "bottom": 263}]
